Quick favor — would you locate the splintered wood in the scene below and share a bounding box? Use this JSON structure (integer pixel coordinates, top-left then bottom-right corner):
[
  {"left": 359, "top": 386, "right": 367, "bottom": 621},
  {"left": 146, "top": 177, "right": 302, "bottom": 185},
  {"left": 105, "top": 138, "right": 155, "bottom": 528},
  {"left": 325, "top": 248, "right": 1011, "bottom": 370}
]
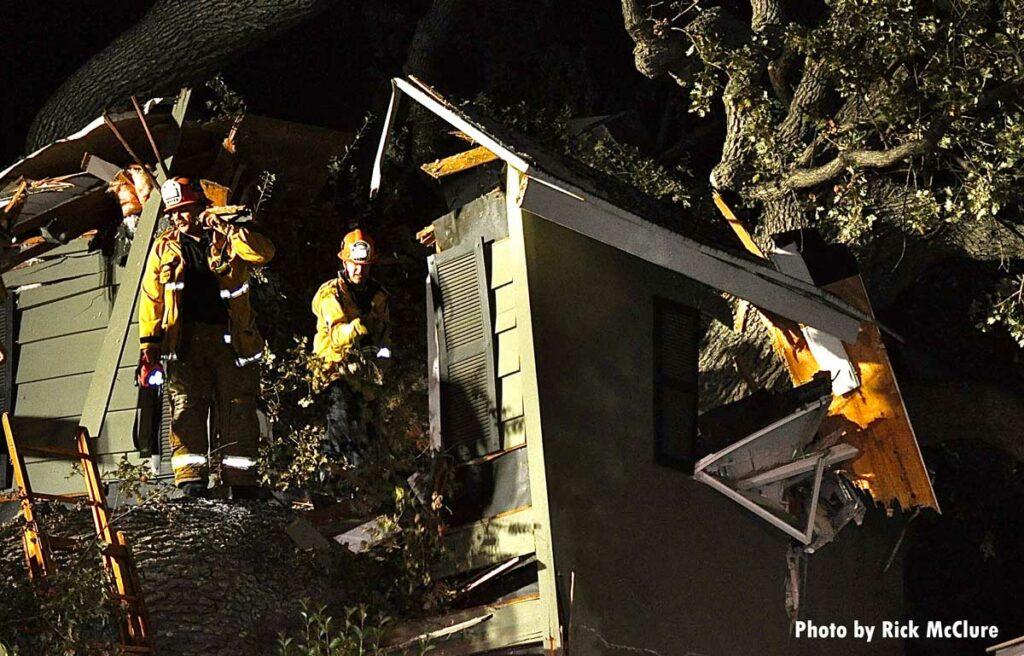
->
[
  {"left": 801, "top": 277, "right": 938, "bottom": 511},
  {"left": 714, "top": 193, "right": 939, "bottom": 512},
  {"left": 421, "top": 146, "right": 499, "bottom": 179}
]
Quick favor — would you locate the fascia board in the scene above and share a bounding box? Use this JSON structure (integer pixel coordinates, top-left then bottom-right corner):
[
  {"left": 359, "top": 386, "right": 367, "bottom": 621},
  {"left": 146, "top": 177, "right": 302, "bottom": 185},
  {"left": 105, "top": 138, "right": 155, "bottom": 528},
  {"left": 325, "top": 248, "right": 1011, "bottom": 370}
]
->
[
  {"left": 370, "top": 79, "right": 405, "bottom": 198},
  {"left": 519, "top": 173, "right": 869, "bottom": 342}
]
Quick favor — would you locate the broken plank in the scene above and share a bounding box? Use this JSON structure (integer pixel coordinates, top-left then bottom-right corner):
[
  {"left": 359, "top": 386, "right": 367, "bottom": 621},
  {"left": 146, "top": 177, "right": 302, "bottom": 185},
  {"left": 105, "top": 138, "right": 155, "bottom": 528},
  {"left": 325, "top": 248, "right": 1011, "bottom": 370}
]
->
[
  {"left": 817, "top": 276, "right": 939, "bottom": 512},
  {"left": 80, "top": 153, "right": 122, "bottom": 183},
  {"left": 333, "top": 516, "right": 398, "bottom": 553},
  {"left": 417, "top": 224, "right": 436, "bottom": 247},
  {"left": 714, "top": 192, "right": 764, "bottom": 257},
  {"left": 285, "top": 517, "right": 334, "bottom": 553},
  {"left": 385, "top": 596, "right": 545, "bottom": 656},
  {"left": 421, "top": 146, "right": 500, "bottom": 180}
]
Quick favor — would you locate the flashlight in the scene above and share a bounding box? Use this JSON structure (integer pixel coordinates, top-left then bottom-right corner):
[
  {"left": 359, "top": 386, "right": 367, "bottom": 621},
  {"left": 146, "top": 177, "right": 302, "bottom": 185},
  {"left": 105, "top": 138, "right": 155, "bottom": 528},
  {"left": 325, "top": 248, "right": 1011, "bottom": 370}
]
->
[
  {"left": 146, "top": 367, "right": 164, "bottom": 386},
  {"left": 139, "top": 361, "right": 164, "bottom": 388}
]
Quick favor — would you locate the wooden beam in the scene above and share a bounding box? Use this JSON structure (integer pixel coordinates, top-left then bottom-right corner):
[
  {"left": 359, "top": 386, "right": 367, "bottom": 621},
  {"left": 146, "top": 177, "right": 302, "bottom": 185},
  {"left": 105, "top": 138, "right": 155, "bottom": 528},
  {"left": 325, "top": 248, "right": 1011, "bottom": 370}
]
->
[
  {"left": 713, "top": 191, "right": 765, "bottom": 257},
  {"left": 80, "top": 89, "right": 191, "bottom": 439},
  {"left": 421, "top": 146, "right": 499, "bottom": 179}
]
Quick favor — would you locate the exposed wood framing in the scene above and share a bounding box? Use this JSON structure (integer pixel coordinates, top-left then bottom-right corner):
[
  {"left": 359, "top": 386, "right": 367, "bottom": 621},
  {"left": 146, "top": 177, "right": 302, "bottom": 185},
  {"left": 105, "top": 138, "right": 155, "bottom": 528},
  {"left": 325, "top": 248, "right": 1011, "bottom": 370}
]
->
[
  {"left": 713, "top": 197, "right": 938, "bottom": 511},
  {"left": 417, "top": 224, "right": 437, "bottom": 248},
  {"left": 805, "top": 276, "right": 939, "bottom": 511},
  {"left": 370, "top": 78, "right": 529, "bottom": 198},
  {"left": 421, "top": 146, "right": 500, "bottom": 179}
]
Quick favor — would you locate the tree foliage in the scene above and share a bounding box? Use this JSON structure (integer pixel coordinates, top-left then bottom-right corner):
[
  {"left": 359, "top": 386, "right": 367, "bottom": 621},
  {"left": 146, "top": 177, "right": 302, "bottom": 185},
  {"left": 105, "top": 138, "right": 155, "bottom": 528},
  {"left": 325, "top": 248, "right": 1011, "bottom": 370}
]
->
[{"left": 623, "top": 0, "right": 1024, "bottom": 339}]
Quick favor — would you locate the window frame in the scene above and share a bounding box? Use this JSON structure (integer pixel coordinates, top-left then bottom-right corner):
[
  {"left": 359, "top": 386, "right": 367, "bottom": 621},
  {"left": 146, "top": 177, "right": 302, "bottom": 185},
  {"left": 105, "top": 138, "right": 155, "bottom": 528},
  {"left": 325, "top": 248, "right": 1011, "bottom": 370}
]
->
[{"left": 652, "top": 296, "right": 700, "bottom": 473}]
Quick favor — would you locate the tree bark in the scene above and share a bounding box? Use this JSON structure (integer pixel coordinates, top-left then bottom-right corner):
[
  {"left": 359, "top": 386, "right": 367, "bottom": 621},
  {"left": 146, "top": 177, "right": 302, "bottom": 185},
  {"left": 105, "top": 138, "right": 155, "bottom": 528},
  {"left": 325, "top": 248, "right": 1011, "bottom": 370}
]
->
[
  {"left": 27, "top": 0, "right": 340, "bottom": 150},
  {"left": 1, "top": 500, "right": 348, "bottom": 656}
]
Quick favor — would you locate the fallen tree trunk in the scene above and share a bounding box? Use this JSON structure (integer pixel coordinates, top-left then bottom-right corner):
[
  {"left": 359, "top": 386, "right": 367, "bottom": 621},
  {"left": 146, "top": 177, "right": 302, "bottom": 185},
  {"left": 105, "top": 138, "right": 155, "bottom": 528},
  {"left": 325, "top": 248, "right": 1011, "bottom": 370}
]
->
[
  {"left": 27, "top": 0, "right": 340, "bottom": 150},
  {"left": 0, "top": 500, "right": 348, "bottom": 656}
]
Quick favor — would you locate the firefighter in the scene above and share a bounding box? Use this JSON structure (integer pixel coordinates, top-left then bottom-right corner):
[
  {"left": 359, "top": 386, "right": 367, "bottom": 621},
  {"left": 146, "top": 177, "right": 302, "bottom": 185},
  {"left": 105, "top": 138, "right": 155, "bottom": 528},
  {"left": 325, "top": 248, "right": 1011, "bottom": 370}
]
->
[
  {"left": 311, "top": 229, "right": 391, "bottom": 466},
  {"left": 138, "top": 177, "right": 275, "bottom": 497}
]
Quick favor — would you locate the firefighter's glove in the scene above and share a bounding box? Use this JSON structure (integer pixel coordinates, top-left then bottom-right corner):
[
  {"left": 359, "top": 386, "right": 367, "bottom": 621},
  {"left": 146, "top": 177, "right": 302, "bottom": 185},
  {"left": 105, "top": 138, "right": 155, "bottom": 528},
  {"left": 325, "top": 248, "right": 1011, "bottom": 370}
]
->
[{"left": 201, "top": 210, "right": 230, "bottom": 234}]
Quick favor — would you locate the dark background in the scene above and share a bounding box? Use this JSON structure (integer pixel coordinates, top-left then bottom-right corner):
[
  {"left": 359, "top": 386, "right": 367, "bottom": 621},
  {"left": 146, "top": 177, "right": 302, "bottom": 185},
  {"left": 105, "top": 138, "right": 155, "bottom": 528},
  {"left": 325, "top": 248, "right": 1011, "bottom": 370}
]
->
[{"left": 3, "top": 4, "right": 1023, "bottom": 654}]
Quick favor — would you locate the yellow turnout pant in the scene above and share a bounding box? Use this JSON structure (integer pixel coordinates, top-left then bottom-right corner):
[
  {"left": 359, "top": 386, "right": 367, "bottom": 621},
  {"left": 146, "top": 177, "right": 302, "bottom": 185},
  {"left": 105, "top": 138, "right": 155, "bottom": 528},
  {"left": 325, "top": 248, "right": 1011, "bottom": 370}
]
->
[{"left": 167, "top": 323, "right": 261, "bottom": 486}]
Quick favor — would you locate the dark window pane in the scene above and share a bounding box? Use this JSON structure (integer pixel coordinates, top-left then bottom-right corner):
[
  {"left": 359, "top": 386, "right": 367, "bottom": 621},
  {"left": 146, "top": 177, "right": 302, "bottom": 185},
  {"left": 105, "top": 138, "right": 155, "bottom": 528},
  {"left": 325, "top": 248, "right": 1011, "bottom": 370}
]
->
[
  {"left": 653, "top": 298, "right": 699, "bottom": 471},
  {"left": 657, "top": 385, "right": 697, "bottom": 465}
]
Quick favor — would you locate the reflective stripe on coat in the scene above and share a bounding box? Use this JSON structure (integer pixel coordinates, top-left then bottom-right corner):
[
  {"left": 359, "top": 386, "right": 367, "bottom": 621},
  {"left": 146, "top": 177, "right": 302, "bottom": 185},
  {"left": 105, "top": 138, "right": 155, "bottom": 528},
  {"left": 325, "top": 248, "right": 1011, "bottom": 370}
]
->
[{"left": 139, "top": 223, "right": 275, "bottom": 359}]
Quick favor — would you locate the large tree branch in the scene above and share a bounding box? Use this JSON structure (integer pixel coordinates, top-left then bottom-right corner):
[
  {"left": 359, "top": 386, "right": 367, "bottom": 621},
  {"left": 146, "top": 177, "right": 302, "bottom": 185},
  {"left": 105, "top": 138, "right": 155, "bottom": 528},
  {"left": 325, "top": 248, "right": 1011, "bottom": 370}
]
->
[
  {"left": 777, "top": 58, "right": 831, "bottom": 147},
  {"left": 404, "top": 0, "right": 467, "bottom": 81},
  {"left": 751, "top": 0, "right": 783, "bottom": 35},
  {"left": 763, "top": 77, "right": 1024, "bottom": 200},
  {"left": 767, "top": 45, "right": 797, "bottom": 104},
  {"left": 27, "top": 0, "right": 340, "bottom": 149},
  {"left": 904, "top": 376, "right": 1024, "bottom": 462},
  {"left": 620, "top": 0, "right": 692, "bottom": 79},
  {"left": 748, "top": 133, "right": 936, "bottom": 201}
]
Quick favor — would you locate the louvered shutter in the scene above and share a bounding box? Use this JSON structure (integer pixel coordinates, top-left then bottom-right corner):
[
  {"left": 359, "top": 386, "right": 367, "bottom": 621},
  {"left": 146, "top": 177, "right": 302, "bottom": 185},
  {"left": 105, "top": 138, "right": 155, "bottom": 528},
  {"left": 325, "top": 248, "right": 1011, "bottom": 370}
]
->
[
  {"left": 653, "top": 297, "right": 699, "bottom": 471},
  {"left": 430, "top": 239, "right": 499, "bottom": 461}
]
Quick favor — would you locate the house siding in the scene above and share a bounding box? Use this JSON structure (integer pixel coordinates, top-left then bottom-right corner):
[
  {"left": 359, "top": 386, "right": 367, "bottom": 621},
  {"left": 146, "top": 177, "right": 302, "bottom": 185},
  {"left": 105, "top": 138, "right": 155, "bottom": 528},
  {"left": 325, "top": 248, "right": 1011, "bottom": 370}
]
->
[
  {"left": 520, "top": 211, "right": 905, "bottom": 656},
  {"left": 4, "top": 240, "right": 145, "bottom": 494}
]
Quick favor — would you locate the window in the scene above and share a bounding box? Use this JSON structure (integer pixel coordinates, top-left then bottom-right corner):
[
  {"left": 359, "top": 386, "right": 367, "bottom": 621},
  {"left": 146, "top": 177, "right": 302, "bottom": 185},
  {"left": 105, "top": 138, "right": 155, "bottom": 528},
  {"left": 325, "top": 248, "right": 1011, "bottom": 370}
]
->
[{"left": 653, "top": 297, "right": 699, "bottom": 472}]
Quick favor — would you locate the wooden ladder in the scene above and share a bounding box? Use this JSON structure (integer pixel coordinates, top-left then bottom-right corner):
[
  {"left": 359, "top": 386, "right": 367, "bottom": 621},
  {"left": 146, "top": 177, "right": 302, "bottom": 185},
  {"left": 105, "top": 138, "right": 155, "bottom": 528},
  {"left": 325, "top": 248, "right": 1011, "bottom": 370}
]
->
[{"left": 2, "top": 412, "right": 156, "bottom": 654}]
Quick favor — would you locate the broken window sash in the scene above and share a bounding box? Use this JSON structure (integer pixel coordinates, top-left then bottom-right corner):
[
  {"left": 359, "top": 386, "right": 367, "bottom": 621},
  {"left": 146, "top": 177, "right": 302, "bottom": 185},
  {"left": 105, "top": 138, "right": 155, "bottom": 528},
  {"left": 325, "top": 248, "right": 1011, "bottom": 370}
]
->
[{"left": 694, "top": 378, "right": 848, "bottom": 544}]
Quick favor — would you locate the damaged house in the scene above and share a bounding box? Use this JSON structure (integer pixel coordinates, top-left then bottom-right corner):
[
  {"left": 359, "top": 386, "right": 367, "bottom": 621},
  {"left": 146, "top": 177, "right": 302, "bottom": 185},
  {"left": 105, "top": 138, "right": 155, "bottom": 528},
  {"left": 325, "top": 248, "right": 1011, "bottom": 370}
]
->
[
  {"left": 0, "top": 91, "right": 353, "bottom": 496},
  {"left": 0, "top": 74, "right": 940, "bottom": 655},
  {"left": 377, "top": 78, "right": 938, "bottom": 655}
]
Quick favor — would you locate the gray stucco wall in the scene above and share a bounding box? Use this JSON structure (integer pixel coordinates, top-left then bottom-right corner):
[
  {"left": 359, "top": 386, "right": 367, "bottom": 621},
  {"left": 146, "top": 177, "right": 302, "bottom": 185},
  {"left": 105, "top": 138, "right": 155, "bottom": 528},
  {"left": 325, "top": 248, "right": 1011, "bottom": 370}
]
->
[{"left": 520, "top": 212, "right": 905, "bottom": 656}]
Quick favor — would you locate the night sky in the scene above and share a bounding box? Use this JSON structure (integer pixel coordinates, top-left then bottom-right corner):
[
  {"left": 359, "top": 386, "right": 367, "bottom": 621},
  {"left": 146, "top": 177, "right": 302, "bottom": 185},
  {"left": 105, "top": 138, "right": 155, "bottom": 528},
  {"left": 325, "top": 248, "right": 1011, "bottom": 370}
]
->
[{"left": 1, "top": 3, "right": 155, "bottom": 164}]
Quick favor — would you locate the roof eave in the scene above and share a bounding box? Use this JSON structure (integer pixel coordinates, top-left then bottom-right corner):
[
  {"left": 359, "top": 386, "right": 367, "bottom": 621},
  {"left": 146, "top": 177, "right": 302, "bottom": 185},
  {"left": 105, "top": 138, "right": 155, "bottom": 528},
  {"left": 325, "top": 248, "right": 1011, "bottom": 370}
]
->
[{"left": 372, "top": 76, "right": 869, "bottom": 341}]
